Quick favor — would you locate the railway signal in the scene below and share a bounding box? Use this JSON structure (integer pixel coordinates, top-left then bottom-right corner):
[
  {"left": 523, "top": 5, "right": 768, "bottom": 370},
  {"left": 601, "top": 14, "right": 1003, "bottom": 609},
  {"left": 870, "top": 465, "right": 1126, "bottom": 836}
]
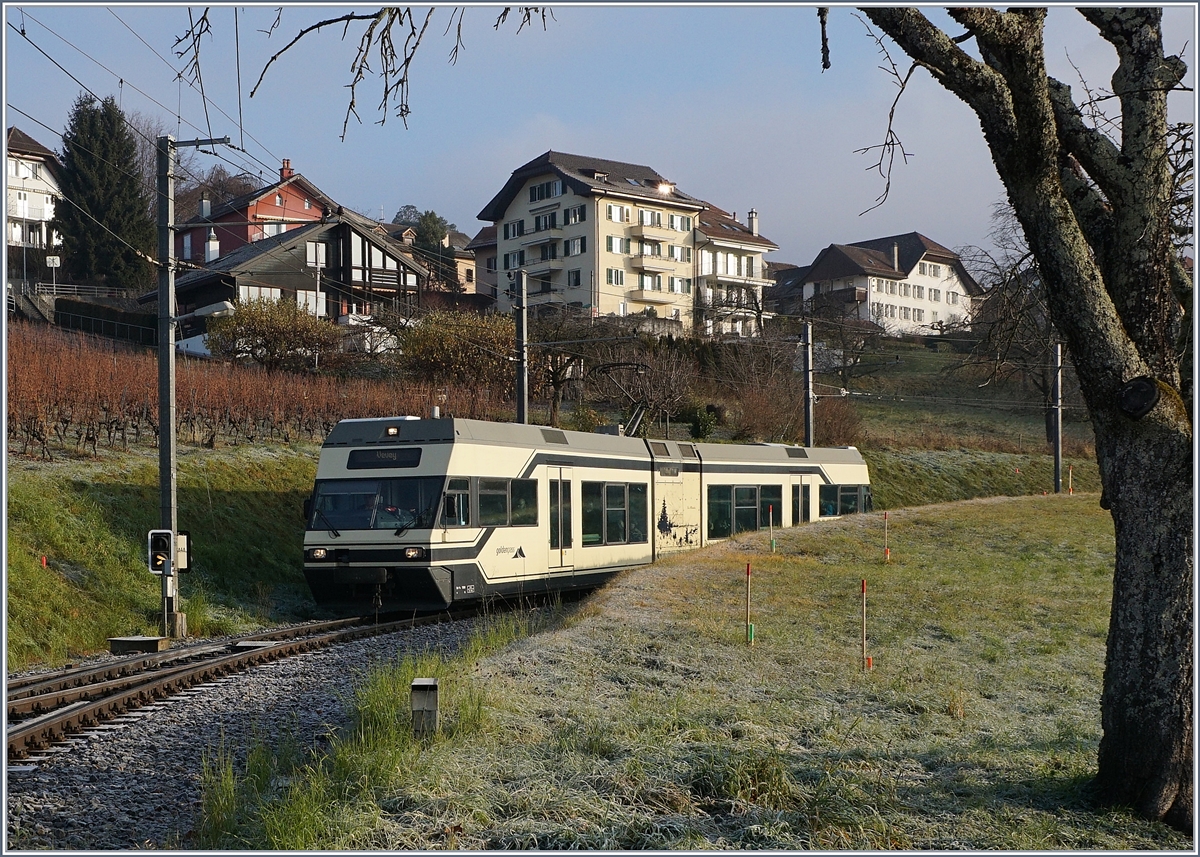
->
[
  {"left": 148, "top": 530, "right": 173, "bottom": 574},
  {"left": 148, "top": 530, "right": 191, "bottom": 575}
]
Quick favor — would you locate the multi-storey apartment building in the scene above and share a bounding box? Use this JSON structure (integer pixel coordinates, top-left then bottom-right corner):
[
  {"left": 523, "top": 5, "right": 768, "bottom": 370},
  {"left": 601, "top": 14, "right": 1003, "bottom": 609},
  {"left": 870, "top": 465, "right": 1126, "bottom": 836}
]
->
[
  {"left": 799, "top": 232, "right": 982, "bottom": 334},
  {"left": 478, "top": 151, "right": 705, "bottom": 328},
  {"left": 694, "top": 205, "right": 778, "bottom": 336}
]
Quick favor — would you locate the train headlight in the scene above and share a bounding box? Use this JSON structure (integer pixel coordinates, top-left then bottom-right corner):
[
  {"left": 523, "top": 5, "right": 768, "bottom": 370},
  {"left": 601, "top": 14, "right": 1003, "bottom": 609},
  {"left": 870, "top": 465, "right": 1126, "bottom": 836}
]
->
[
  {"left": 403, "top": 546, "right": 427, "bottom": 560},
  {"left": 308, "top": 547, "right": 328, "bottom": 560}
]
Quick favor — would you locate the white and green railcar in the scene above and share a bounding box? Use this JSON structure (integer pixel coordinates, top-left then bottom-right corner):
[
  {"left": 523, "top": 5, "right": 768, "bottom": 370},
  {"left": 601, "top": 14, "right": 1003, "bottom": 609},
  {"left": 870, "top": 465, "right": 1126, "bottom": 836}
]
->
[{"left": 302, "top": 417, "right": 871, "bottom": 610}]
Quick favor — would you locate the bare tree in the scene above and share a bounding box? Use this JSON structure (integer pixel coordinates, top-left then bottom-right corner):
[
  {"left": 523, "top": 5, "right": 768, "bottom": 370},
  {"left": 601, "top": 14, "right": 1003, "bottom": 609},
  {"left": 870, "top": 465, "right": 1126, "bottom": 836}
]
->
[{"left": 859, "top": 7, "right": 1192, "bottom": 829}]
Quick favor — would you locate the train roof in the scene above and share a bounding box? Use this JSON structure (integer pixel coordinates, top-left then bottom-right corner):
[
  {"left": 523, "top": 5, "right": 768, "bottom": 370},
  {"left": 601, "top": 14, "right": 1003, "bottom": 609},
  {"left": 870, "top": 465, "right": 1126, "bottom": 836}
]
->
[{"left": 321, "top": 417, "right": 864, "bottom": 467}]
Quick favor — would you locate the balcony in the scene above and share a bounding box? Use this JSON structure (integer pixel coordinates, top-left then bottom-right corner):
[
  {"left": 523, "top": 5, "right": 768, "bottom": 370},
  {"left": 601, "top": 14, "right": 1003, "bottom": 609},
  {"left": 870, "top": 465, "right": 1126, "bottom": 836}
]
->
[
  {"left": 626, "top": 288, "right": 678, "bottom": 305},
  {"left": 519, "top": 227, "right": 562, "bottom": 247},
  {"left": 524, "top": 257, "right": 563, "bottom": 276},
  {"left": 631, "top": 253, "right": 675, "bottom": 273},
  {"left": 702, "top": 270, "right": 771, "bottom": 288},
  {"left": 630, "top": 222, "right": 674, "bottom": 241}
]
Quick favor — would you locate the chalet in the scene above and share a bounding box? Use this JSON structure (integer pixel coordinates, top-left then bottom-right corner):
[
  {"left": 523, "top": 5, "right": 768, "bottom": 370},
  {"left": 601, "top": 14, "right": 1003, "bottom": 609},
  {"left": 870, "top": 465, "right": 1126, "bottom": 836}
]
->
[{"left": 143, "top": 209, "right": 428, "bottom": 354}]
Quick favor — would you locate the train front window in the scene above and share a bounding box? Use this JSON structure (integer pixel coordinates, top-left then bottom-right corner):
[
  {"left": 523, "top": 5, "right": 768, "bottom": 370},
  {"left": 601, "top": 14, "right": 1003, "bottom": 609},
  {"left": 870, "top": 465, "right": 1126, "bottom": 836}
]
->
[{"left": 309, "top": 476, "right": 445, "bottom": 531}]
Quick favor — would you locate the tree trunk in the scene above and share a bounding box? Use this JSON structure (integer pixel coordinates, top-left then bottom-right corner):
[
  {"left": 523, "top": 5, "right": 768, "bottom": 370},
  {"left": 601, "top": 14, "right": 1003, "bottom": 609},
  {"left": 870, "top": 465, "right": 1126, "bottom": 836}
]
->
[
  {"left": 1093, "top": 415, "right": 1193, "bottom": 827},
  {"left": 861, "top": 6, "right": 1193, "bottom": 830}
]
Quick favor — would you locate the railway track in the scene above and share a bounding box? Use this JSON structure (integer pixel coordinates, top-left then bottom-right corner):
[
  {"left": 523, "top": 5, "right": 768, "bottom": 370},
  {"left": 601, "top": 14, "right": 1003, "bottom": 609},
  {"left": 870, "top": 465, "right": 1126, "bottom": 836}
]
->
[{"left": 6, "top": 611, "right": 470, "bottom": 760}]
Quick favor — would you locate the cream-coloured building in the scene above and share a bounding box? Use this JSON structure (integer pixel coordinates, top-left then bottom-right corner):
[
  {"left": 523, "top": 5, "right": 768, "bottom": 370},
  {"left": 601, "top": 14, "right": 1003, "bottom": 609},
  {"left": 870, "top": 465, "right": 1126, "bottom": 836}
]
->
[
  {"left": 478, "top": 151, "right": 706, "bottom": 329},
  {"left": 694, "top": 205, "right": 778, "bottom": 337},
  {"left": 800, "top": 232, "right": 982, "bottom": 334}
]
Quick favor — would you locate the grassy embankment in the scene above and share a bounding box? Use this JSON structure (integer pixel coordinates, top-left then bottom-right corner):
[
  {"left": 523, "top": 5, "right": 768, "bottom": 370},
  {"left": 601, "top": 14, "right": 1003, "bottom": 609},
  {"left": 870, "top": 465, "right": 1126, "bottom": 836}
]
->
[
  {"left": 6, "top": 444, "right": 320, "bottom": 669},
  {"left": 192, "top": 495, "right": 1185, "bottom": 849}
]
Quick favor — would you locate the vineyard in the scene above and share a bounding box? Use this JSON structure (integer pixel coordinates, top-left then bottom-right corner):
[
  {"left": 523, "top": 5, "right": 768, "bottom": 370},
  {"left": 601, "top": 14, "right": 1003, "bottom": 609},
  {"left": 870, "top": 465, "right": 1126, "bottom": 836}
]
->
[{"left": 6, "top": 322, "right": 509, "bottom": 458}]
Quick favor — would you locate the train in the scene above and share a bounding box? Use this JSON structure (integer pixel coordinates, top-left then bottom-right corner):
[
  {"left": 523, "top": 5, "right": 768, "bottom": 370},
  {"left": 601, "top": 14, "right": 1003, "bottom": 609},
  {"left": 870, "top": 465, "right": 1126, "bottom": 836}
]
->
[{"left": 302, "top": 417, "right": 872, "bottom": 610}]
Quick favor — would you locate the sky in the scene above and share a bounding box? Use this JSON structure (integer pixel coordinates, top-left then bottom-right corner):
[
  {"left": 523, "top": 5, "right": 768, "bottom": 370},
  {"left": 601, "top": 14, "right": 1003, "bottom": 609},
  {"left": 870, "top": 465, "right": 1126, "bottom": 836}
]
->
[{"left": 4, "top": 3, "right": 1196, "bottom": 268}]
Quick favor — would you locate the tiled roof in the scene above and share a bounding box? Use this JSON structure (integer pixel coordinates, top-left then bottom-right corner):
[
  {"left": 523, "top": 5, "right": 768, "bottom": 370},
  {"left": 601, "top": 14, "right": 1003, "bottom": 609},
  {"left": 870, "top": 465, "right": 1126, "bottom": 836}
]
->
[
  {"left": 209, "top": 173, "right": 337, "bottom": 219},
  {"left": 695, "top": 202, "right": 778, "bottom": 250},
  {"left": 803, "top": 231, "right": 983, "bottom": 295},
  {"left": 478, "top": 150, "right": 704, "bottom": 222},
  {"left": 7, "top": 126, "right": 57, "bottom": 160},
  {"left": 465, "top": 225, "right": 496, "bottom": 251}
]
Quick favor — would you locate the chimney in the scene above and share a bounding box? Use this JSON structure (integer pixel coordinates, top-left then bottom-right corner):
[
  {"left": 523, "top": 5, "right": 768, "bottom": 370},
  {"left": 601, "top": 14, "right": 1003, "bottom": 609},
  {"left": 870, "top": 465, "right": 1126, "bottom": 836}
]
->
[
  {"left": 892, "top": 242, "right": 899, "bottom": 272},
  {"left": 748, "top": 208, "right": 759, "bottom": 237},
  {"left": 280, "top": 158, "right": 294, "bottom": 180},
  {"left": 205, "top": 228, "right": 220, "bottom": 263},
  {"left": 199, "top": 191, "right": 211, "bottom": 219}
]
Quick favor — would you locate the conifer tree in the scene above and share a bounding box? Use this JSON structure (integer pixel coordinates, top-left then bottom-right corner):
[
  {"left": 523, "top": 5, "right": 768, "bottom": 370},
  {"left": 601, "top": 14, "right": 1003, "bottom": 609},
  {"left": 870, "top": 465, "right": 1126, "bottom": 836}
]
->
[{"left": 51, "top": 95, "right": 155, "bottom": 290}]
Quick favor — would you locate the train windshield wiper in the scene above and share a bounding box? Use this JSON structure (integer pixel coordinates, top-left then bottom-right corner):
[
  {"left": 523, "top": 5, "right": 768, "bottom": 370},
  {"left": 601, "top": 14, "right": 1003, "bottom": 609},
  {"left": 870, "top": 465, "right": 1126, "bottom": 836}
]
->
[
  {"left": 316, "top": 508, "right": 341, "bottom": 538},
  {"left": 395, "top": 497, "right": 439, "bottom": 536}
]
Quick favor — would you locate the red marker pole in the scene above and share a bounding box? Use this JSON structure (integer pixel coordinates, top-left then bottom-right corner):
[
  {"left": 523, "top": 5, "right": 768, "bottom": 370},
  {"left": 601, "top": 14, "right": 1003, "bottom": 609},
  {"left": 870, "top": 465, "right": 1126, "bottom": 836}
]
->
[
  {"left": 745, "top": 562, "right": 754, "bottom": 645},
  {"left": 861, "top": 578, "right": 868, "bottom": 670},
  {"left": 884, "top": 511, "right": 890, "bottom": 563},
  {"left": 1069, "top": 465, "right": 1074, "bottom": 495}
]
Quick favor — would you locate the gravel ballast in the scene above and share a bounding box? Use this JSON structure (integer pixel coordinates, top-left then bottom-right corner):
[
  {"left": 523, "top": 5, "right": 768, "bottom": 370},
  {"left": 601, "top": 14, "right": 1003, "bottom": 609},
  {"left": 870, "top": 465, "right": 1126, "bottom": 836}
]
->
[{"left": 5, "top": 620, "right": 478, "bottom": 850}]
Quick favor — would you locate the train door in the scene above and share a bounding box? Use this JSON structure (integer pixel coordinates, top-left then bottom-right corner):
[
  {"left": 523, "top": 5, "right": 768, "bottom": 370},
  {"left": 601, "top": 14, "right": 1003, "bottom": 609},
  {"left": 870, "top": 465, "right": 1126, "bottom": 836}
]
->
[
  {"left": 791, "top": 476, "right": 814, "bottom": 525},
  {"left": 548, "top": 467, "right": 573, "bottom": 569}
]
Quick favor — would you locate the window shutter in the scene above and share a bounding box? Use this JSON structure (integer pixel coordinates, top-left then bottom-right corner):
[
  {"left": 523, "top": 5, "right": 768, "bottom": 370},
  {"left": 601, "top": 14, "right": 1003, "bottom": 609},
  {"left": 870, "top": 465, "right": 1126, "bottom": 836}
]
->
[{"left": 580, "top": 236, "right": 586, "bottom": 253}]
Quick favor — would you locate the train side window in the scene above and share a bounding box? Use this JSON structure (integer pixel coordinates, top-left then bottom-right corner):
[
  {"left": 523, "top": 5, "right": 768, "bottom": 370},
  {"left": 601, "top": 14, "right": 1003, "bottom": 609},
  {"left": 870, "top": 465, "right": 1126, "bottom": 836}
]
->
[
  {"left": 582, "top": 482, "right": 604, "bottom": 545},
  {"left": 861, "top": 486, "right": 874, "bottom": 513},
  {"left": 628, "top": 483, "right": 648, "bottom": 543},
  {"left": 819, "top": 485, "right": 839, "bottom": 517},
  {"left": 708, "top": 485, "right": 732, "bottom": 539},
  {"left": 792, "top": 484, "right": 801, "bottom": 525},
  {"left": 605, "top": 484, "right": 627, "bottom": 543},
  {"left": 760, "top": 485, "right": 782, "bottom": 528},
  {"left": 478, "top": 479, "right": 509, "bottom": 526},
  {"left": 839, "top": 486, "right": 860, "bottom": 515},
  {"left": 442, "top": 478, "right": 470, "bottom": 527},
  {"left": 734, "top": 486, "right": 758, "bottom": 533},
  {"left": 511, "top": 479, "right": 538, "bottom": 526}
]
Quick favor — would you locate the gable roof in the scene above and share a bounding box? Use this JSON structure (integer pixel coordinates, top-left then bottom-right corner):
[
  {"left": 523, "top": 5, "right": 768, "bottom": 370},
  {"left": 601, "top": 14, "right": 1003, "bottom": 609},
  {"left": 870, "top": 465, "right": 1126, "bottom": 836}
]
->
[
  {"left": 7, "top": 126, "right": 57, "bottom": 160},
  {"left": 140, "top": 213, "right": 429, "bottom": 302},
  {"left": 803, "top": 231, "right": 982, "bottom": 295},
  {"left": 477, "top": 150, "right": 705, "bottom": 222},
  {"left": 465, "top": 225, "right": 496, "bottom": 252},
  {"left": 209, "top": 172, "right": 337, "bottom": 219},
  {"left": 695, "top": 202, "right": 778, "bottom": 251}
]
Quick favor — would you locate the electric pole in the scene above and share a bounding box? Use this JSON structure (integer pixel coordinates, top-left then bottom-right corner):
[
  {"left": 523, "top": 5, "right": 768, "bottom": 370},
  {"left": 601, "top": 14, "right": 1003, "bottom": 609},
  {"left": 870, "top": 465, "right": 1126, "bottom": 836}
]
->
[
  {"left": 1053, "top": 342, "right": 1063, "bottom": 493},
  {"left": 804, "top": 321, "right": 814, "bottom": 447},
  {"left": 513, "top": 270, "right": 529, "bottom": 424}
]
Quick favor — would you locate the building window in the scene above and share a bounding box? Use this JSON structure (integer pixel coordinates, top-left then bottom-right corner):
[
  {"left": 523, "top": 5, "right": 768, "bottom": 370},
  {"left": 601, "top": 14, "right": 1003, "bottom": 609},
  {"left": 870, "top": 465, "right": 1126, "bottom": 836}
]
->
[
  {"left": 567, "top": 269, "right": 581, "bottom": 288},
  {"left": 529, "top": 179, "right": 563, "bottom": 202},
  {"left": 485, "top": 256, "right": 497, "bottom": 272},
  {"left": 606, "top": 235, "right": 631, "bottom": 254},
  {"left": 534, "top": 212, "right": 558, "bottom": 232},
  {"left": 901, "top": 306, "right": 911, "bottom": 320},
  {"left": 503, "top": 220, "right": 525, "bottom": 240},
  {"left": 304, "top": 198, "right": 312, "bottom": 210},
  {"left": 947, "top": 291, "right": 959, "bottom": 305},
  {"left": 887, "top": 281, "right": 897, "bottom": 295},
  {"left": 639, "top": 209, "right": 662, "bottom": 227},
  {"left": 606, "top": 203, "right": 631, "bottom": 223},
  {"left": 919, "top": 261, "right": 928, "bottom": 276},
  {"left": 899, "top": 282, "right": 910, "bottom": 297},
  {"left": 913, "top": 308, "right": 924, "bottom": 322},
  {"left": 667, "top": 213, "right": 692, "bottom": 231},
  {"left": 564, "top": 237, "right": 585, "bottom": 256},
  {"left": 930, "top": 288, "right": 941, "bottom": 302},
  {"left": 275, "top": 193, "right": 284, "bottom": 206},
  {"left": 465, "top": 269, "right": 474, "bottom": 283},
  {"left": 306, "top": 241, "right": 327, "bottom": 268},
  {"left": 668, "top": 245, "right": 691, "bottom": 262},
  {"left": 564, "top": 204, "right": 587, "bottom": 225},
  {"left": 914, "top": 284, "right": 925, "bottom": 299},
  {"left": 932, "top": 311, "right": 939, "bottom": 322},
  {"left": 930, "top": 264, "right": 942, "bottom": 277},
  {"left": 669, "top": 276, "right": 691, "bottom": 294},
  {"left": 638, "top": 273, "right": 662, "bottom": 291},
  {"left": 639, "top": 240, "right": 662, "bottom": 257},
  {"left": 182, "top": 233, "right": 192, "bottom": 259},
  {"left": 606, "top": 268, "right": 625, "bottom": 286},
  {"left": 263, "top": 221, "right": 285, "bottom": 238},
  {"left": 503, "top": 250, "right": 526, "bottom": 269},
  {"left": 540, "top": 243, "right": 557, "bottom": 262}
]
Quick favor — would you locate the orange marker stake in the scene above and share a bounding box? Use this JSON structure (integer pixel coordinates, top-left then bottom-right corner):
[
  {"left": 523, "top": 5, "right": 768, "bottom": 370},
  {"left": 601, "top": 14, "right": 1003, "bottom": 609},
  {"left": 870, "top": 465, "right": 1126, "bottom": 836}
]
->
[{"left": 884, "top": 511, "right": 890, "bottom": 563}]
